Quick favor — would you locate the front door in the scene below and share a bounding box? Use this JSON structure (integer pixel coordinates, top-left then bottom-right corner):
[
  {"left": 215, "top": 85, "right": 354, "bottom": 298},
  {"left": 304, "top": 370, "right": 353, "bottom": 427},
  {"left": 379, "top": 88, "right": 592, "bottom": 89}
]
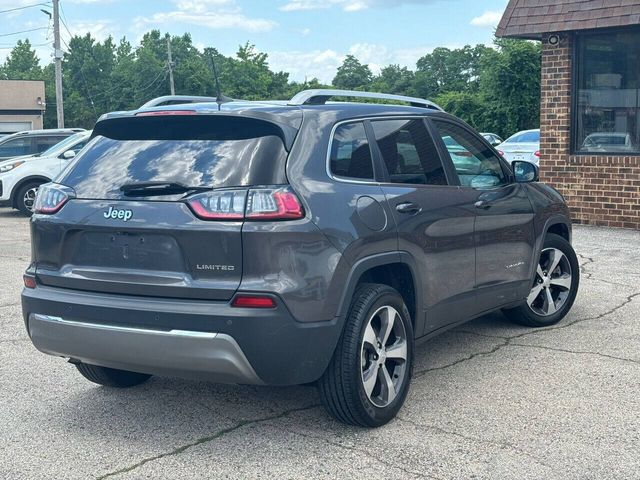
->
[
  {"left": 429, "top": 118, "right": 536, "bottom": 313},
  {"left": 368, "top": 118, "right": 479, "bottom": 335}
]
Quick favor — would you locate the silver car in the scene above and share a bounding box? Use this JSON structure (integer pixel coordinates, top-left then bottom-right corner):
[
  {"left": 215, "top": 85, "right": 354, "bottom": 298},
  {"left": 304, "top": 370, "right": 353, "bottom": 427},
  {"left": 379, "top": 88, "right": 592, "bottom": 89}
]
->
[{"left": 497, "top": 128, "right": 540, "bottom": 166}]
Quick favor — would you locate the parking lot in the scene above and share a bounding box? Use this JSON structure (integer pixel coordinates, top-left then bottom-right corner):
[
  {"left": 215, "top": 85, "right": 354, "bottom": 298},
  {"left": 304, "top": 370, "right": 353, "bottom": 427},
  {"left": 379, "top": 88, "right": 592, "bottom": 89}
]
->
[{"left": 1, "top": 208, "right": 639, "bottom": 480}]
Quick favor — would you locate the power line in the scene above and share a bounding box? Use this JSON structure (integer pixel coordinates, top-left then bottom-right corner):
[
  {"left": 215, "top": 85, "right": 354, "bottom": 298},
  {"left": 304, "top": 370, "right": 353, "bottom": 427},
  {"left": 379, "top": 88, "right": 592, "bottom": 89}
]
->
[
  {"left": 0, "top": 2, "right": 51, "bottom": 15},
  {"left": 0, "top": 27, "right": 49, "bottom": 38}
]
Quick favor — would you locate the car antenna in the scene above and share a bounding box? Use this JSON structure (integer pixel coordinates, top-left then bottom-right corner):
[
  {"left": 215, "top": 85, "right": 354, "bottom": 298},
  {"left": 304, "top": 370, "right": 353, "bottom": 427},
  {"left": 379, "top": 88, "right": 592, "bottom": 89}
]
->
[{"left": 208, "top": 54, "right": 232, "bottom": 111}]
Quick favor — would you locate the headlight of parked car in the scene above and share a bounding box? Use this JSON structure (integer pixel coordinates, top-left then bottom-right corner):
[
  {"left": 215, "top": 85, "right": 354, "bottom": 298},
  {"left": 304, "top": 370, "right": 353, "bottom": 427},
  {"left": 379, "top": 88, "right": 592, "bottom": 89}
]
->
[{"left": 0, "top": 160, "right": 25, "bottom": 174}]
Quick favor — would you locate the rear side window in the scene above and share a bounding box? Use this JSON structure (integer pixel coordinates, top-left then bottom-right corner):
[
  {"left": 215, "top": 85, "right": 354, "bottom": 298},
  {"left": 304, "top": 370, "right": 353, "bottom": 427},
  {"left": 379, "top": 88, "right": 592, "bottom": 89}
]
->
[
  {"left": 330, "top": 122, "right": 374, "bottom": 180},
  {"left": 372, "top": 119, "right": 447, "bottom": 186},
  {"left": 60, "top": 116, "right": 289, "bottom": 199},
  {"left": 35, "top": 135, "right": 67, "bottom": 153}
]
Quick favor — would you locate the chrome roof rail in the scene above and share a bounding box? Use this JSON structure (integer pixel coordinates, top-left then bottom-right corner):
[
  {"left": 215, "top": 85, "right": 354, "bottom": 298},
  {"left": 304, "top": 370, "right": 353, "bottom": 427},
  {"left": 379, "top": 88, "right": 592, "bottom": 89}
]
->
[
  {"left": 140, "top": 95, "right": 220, "bottom": 109},
  {"left": 289, "top": 89, "right": 443, "bottom": 111}
]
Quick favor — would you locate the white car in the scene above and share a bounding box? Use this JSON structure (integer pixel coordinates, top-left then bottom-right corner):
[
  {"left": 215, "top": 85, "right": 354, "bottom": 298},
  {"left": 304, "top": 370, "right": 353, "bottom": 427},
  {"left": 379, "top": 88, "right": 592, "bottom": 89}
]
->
[
  {"left": 497, "top": 129, "right": 540, "bottom": 166},
  {"left": 0, "top": 131, "right": 91, "bottom": 215}
]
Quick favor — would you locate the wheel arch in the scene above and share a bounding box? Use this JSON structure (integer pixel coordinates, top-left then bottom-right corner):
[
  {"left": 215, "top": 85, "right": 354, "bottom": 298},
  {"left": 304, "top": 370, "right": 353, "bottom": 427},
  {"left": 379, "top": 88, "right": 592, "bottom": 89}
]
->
[
  {"left": 336, "top": 252, "right": 424, "bottom": 338},
  {"left": 10, "top": 175, "right": 51, "bottom": 208}
]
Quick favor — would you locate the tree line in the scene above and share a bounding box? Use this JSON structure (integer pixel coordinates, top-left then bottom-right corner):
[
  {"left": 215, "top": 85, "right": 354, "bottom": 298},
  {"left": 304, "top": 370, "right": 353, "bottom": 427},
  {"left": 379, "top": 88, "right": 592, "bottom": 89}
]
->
[{"left": 0, "top": 31, "right": 541, "bottom": 138}]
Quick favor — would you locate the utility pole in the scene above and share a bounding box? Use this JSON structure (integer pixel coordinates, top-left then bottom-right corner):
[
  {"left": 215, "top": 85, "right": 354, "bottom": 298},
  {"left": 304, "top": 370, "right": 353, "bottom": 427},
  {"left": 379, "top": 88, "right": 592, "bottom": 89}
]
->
[
  {"left": 166, "top": 36, "right": 175, "bottom": 95},
  {"left": 52, "top": 0, "right": 64, "bottom": 128}
]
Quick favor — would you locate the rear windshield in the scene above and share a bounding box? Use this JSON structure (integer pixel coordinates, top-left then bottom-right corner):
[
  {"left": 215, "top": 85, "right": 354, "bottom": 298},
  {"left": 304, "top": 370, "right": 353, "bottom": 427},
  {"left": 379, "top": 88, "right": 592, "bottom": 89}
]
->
[{"left": 60, "top": 115, "right": 288, "bottom": 199}]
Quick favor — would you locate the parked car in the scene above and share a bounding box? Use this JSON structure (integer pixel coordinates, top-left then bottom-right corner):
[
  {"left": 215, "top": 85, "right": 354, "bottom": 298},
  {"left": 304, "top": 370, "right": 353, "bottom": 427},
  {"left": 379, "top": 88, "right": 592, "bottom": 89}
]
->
[
  {"left": 0, "top": 131, "right": 91, "bottom": 214},
  {"left": 0, "top": 128, "right": 85, "bottom": 161},
  {"left": 22, "top": 90, "right": 578, "bottom": 427},
  {"left": 581, "top": 132, "right": 636, "bottom": 152},
  {"left": 497, "top": 128, "right": 540, "bottom": 165},
  {"left": 481, "top": 132, "right": 503, "bottom": 146}
]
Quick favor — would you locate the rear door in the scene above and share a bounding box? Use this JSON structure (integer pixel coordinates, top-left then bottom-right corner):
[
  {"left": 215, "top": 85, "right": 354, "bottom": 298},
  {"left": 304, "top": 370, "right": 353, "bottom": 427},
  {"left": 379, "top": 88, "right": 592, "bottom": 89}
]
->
[
  {"left": 371, "top": 117, "right": 478, "bottom": 335},
  {"left": 33, "top": 114, "right": 292, "bottom": 301},
  {"left": 429, "top": 118, "right": 536, "bottom": 312}
]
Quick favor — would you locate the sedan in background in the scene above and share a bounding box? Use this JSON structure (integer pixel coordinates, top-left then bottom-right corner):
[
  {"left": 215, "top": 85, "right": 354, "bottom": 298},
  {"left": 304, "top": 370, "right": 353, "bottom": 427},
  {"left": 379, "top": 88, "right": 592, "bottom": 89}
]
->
[{"left": 497, "top": 128, "right": 540, "bottom": 166}]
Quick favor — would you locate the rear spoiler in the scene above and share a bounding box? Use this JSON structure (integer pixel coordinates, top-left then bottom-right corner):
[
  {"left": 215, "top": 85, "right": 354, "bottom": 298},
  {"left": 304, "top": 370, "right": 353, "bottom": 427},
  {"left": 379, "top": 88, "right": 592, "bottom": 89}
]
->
[{"left": 92, "top": 111, "right": 301, "bottom": 151}]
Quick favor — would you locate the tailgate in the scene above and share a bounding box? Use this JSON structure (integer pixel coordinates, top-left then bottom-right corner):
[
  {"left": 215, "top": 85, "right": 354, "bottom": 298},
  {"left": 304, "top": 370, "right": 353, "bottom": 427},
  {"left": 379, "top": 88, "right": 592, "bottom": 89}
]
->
[{"left": 32, "top": 199, "right": 243, "bottom": 300}]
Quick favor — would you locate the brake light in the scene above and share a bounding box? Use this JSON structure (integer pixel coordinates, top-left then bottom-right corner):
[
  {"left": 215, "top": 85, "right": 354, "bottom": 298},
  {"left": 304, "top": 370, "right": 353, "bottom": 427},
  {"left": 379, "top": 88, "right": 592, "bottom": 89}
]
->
[
  {"left": 136, "top": 110, "right": 197, "bottom": 116},
  {"left": 534, "top": 151, "right": 541, "bottom": 157},
  {"left": 186, "top": 186, "right": 304, "bottom": 221},
  {"left": 246, "top": 187, "right": 304, "bottom": 220},
  {"left": 34, "top": 183, "right": 72, "bottom": 214},
  {"left": 231, "top": 294, "right": 276, "bottom": 309}
]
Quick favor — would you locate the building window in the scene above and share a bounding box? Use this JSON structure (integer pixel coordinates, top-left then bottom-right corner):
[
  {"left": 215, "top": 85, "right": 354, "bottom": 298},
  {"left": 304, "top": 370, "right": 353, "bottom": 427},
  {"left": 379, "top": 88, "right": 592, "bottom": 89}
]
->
[{"left": 574, "top": 30, "right": 640, "bottom": 155}]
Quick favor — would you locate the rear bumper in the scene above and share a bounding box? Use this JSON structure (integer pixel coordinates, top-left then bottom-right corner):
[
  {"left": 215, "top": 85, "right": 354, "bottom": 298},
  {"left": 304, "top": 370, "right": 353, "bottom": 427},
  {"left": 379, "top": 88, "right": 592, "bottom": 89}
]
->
[
  {"left": 29, "top": 314, "right": 263, "bottom": 384},
  {"left": 22, "top": 285, "right": 343, "bottom": 385}
]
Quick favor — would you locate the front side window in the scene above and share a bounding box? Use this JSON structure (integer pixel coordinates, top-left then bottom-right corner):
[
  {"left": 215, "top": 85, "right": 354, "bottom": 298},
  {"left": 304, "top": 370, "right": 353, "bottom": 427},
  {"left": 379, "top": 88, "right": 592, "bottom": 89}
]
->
[
  {"left": 329, "top": 122, "right": 374, "bottom": 180},
  {"left": 431, "top": 120, "right": 507, "bottom": 188},
  {"left": 371, "top": 119, "right": 447, "bottom": 185},
  {"left": 0, "top": 137, "right": 31, "bottom": 157},
  {"left": 575, "top": 31, "right": 640, "bottom": 154}
]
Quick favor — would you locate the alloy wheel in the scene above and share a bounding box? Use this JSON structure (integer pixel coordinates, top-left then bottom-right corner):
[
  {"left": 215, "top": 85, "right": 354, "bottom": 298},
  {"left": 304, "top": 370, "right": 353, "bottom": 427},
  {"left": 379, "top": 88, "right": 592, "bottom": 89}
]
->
[
  {"left": 527, "top": 247, "right": 573, "bottom": 317},
  {"left": 23, "top": 187, "right": 39, "bottom": 212},
  {"left": 360, "top": 305, "right": 408, "bottom": 408}
]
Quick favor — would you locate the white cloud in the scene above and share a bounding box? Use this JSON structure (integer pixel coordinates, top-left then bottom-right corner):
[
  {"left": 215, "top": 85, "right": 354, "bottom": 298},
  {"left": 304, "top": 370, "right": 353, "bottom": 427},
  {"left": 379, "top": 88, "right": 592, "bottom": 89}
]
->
[
  {"left": 269, "top": 42, "right": 463, "bottom": 83},
  {"left": 135, "top": 0, "right": 276, "bottom": 32},
  {"left": 67, "top": 21, "right": 116, "bottom": 41},
  {"left": 470, "top": 9, "right": 503, "bottom": 27},
  {"left": 280, "top": 0, "right": 438, "bottom": 12}
]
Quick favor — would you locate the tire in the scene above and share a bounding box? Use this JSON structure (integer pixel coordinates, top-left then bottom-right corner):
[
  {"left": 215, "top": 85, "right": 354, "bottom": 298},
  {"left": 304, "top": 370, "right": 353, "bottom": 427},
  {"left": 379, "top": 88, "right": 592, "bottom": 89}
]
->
[
  {"left": 319, "top": 283, "right": 414, "bottom": 427},
  {"left": 75, "top": 363, "right": 152, "bottom": 388},
  {"left": 504, "top": 233, "right": 579, "bottom": 327},
  {"left": 14, "top": 181, "right": 43, "bottom": 216}
]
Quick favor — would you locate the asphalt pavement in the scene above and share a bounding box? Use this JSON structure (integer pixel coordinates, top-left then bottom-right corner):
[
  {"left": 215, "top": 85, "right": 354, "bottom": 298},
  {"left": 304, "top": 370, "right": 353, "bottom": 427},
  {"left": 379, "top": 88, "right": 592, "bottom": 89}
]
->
[{"left": 1, "top": 207, "right": 638, "bottom": 479}]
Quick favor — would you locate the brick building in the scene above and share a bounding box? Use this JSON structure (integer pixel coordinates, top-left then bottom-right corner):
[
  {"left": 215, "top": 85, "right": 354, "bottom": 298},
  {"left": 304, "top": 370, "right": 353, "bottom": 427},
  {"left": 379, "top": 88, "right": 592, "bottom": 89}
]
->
[
  {"left": 497, "top": 0, "right": 640, "bottom": 229},
  {"left": 0, "top": 80, "right": 46, "bottom": 135}
]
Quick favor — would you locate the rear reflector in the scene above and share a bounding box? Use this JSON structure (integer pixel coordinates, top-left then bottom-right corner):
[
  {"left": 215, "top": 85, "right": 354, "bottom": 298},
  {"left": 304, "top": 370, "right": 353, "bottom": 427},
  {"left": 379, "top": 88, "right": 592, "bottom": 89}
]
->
[
  {"left": 23, "top": 275, "right": 36, "bottom": 289},
  {"left": 136, "top": 110, "right": 197, "bottom": 116},
  {"left": 231, "top": 295, "right": 276, "bottom": 309},
  {"left": 186, "top": 186, "right": 304, "bottom": 221}
]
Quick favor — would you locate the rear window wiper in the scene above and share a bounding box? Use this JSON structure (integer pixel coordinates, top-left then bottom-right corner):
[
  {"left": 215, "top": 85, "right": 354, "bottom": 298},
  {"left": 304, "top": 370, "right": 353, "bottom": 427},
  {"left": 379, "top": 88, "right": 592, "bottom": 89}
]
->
[{"left": 119, "top": 182, "right": 212, "bottom": 197}]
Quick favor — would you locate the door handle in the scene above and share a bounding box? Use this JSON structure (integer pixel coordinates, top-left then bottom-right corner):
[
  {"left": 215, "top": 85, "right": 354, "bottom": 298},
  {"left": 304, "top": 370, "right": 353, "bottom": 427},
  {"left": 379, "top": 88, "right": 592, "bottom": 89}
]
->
[
  {"left": 474, "top": 200, "right": 492, "bottom": 210},
  {"left": 396, "top": 202, "right": 422, "bottom": 214}
]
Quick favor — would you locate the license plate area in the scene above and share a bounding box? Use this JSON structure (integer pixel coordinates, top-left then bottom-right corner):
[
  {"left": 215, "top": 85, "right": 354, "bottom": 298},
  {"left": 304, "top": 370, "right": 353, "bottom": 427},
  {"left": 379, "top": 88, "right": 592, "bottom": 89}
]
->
[{"left": 72, "top": 231, "right": 185, "bottom": 271}]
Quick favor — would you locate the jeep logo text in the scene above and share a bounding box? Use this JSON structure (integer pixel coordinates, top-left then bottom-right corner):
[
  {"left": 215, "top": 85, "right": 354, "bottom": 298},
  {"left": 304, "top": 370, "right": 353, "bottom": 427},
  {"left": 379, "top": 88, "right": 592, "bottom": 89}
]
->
[{"left": 104, "top": 206, "right": 133, "bottom": 222}]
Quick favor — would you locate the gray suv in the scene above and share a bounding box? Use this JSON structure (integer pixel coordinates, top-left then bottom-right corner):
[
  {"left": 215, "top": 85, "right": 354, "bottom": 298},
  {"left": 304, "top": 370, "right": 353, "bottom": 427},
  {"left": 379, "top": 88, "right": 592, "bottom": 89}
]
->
[{"left": 21, "top": 90, "right": 579, "bottom": 427}]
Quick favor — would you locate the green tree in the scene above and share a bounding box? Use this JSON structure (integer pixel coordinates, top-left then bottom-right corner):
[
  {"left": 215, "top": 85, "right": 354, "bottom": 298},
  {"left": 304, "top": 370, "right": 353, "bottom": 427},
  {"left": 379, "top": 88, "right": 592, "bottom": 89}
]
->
[
  {"left": 0, "top": 39, "right": 42, "bottom": 80},
  {"left": 370, "top": 64, "right": 415, "bottom": 95},
  {"left": 333, "top": 55, "right": 372, "bottom": 90},
  {"left": 479, "top": 38, "right": 541, "bottom": 137}
]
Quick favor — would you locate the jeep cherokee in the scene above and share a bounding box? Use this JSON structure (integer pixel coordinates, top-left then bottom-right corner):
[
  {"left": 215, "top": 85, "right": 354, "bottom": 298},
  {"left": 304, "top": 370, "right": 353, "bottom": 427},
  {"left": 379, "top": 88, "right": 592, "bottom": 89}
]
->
[{"left": 21, "top": 90, "right": 579, "bottom": 427}]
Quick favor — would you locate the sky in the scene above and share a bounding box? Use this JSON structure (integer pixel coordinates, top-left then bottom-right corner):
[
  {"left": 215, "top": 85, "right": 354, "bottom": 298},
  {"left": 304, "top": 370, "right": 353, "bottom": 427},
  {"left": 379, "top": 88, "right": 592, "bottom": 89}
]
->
[{"left": 0, "top": 0, "right": 509, "bottom": 83}]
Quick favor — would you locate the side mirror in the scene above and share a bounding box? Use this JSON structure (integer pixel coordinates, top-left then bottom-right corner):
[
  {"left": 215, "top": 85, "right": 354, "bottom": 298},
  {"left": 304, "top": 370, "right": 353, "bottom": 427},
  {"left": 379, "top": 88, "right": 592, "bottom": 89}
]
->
[
  {"left": 512, "top": 160, "right": 539, "bottom": 183},
  {"left": 62, "top": 150, "right": 76, "bottom": 160}
]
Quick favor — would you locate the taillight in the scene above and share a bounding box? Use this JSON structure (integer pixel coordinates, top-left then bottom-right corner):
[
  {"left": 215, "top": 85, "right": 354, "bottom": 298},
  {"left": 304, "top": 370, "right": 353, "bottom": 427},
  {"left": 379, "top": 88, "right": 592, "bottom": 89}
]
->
[
  {"left": 231, "top": 294, "right": 277, "bottom": 309},
  {"left": 186, "top": 186, "right": 304, "bottom": 221},
  {"left": 246, "top": 187, "right": 304, "bottom": 220},
  {"left": 187, "top": 189, "right": 246, "bottom": 220},
  {"left": 498, "top": 150, "right": 505, "bottom": 156},
  {"left": 23, "top": 274, "right": 36, "bottom": 289},
  {"left": 34, "top": 183, "right": 73, "bottom": 214},
  {"left": 534, "top": 151, "right": 541, "bottom": 157}
]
